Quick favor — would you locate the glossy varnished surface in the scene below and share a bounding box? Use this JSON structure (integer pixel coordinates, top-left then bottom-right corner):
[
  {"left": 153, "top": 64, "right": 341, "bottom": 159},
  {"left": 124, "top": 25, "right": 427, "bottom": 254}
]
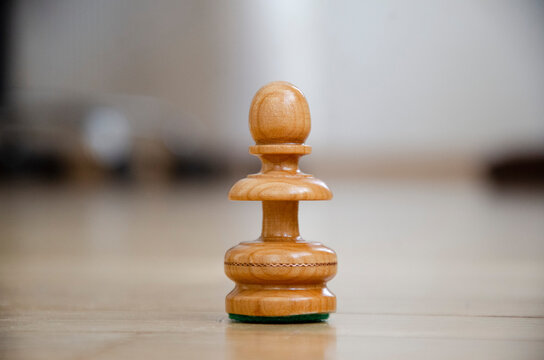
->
[
  {"left": 229, "top": 82, "right": 331, "bottom": 202},
  {"left": 226, "top": 81, "right": 336, "bottom": 317},
  {"left": 249, "top": 81, "right": 311, "bottom": 145},
  {"left": 229, "top": 176, "right": 332, "bottom": 201},
  {"left": 1, "top": 179, "right": 544, "bottom": 359}
]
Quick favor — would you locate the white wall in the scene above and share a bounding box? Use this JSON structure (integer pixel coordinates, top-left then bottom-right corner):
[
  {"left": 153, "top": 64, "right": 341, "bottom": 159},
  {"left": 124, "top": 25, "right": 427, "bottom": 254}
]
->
[{"left": 12, "top": 0, "right": 544, "bottom": 159}]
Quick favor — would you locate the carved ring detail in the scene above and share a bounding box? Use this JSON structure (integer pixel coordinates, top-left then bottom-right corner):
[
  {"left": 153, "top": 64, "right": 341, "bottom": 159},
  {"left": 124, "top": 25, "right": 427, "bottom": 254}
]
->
[{"left": 224, "top": 262, "right": 337, "bottom": 267}]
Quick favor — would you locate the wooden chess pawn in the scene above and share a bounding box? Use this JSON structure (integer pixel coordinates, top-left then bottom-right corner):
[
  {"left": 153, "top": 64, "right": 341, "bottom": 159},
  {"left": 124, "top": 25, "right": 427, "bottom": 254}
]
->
[{"left": 225, "top": 81, "right": 337, "bottom": 323}]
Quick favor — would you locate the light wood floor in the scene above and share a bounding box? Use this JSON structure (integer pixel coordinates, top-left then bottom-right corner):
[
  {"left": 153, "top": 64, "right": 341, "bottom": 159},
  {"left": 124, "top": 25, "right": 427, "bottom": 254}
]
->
[{"left": 1, "top": 179, "right": 543, "bottom": 359}]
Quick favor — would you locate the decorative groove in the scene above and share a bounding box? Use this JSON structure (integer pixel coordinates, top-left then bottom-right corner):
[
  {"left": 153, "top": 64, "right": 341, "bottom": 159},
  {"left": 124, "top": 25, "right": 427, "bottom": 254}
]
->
[{"left": 225, "top": 262, "right": 337, "bottom": 268}]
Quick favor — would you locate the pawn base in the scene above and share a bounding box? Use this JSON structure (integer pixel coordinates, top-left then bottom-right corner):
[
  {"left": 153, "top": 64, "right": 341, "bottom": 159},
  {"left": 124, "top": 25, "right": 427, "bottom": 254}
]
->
[
  {"left": 225, "top": 239, "right": 337, "bottom": 319},
  {"left": 225, "top": 284, "right": 336, "bottom": 318}
]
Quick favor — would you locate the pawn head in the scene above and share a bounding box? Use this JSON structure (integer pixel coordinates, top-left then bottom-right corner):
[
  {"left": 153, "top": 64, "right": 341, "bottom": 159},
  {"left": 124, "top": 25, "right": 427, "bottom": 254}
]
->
[{"left": 249, "top": 81, "right": 311, "bottom": 145}]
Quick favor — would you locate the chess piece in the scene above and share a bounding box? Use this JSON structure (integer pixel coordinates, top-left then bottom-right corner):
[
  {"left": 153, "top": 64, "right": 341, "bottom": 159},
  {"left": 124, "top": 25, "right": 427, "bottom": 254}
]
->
[{"left": 225, "top": 81, "right": 337, "bottom": 323}]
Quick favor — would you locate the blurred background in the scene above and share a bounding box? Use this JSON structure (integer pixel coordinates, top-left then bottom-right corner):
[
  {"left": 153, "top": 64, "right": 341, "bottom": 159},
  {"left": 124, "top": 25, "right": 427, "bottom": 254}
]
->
[
  {"left": 0, "top": 0, "right": 544, "bottom": 326},
  {"left": 1, "top": 1, "right": 544, "bottom": 358},
  {"left": 1, "top": 0, "right": 543, "bottom": 184}
]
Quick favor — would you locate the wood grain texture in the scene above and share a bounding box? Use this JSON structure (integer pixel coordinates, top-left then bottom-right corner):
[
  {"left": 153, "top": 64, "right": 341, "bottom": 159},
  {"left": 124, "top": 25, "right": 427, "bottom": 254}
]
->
[
  {"left": 229, "top": 176, "right": 332, "bottom": 201},
  {"left": 229, "top": 83, "right": 332, "bottom": 202},
  {"left": 225, "top": 238, "right": 337, "bottom": 284},
  {"left": 226, "top": 81, "right": 336, "bottom": 317},
  {"left": 261, "top": 201, "right": 300, "bottom": 240},
  {"left": 249, "top": 81, "right": 311, "bottom": 145}
]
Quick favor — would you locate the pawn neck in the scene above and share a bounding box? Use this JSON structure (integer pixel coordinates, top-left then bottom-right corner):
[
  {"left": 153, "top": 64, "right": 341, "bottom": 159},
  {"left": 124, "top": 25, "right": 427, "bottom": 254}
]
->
[
  {"left": 261, "top": 201, "right": 300, "bottom": 241},
  {"left": 259, "top": 154, "right": 301, "bottom": 176}
]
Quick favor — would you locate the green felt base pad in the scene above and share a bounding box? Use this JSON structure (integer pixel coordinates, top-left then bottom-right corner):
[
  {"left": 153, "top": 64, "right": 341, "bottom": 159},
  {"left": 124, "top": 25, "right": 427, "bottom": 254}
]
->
[{"left": 228, "top": 313, "right": 329, "bottom": 324}]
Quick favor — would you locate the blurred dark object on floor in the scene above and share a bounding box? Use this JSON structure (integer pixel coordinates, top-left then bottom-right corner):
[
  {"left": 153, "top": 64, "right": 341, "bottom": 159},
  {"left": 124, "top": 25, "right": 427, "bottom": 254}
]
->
[
  {"left": 487, "top": 150, "right": 544, "bottom": 190},
  {"left": 170, "top": 154, "right": 227, "bottom": 181},
  {"left": 0, "top": 133, "right": 228, "bottom": 184},
  {"left": 0, "top": 102, "right": 230, "bottom": 184},
  {"left": 0, "top": 135, "right": 67, "bottom": 181}
]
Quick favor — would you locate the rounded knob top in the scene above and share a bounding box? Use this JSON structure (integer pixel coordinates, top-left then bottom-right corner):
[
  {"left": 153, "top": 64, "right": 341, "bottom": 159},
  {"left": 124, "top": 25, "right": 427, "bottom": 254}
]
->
[{"left": 249, "top": 81, "right": 311, "bottom": 145}]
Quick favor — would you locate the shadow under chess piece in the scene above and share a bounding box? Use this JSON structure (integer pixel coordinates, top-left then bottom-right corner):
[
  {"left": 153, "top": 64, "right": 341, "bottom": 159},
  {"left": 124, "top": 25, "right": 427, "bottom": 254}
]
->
[{"left": 225, "top": 81, "right": 337, "bottom": 323}]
